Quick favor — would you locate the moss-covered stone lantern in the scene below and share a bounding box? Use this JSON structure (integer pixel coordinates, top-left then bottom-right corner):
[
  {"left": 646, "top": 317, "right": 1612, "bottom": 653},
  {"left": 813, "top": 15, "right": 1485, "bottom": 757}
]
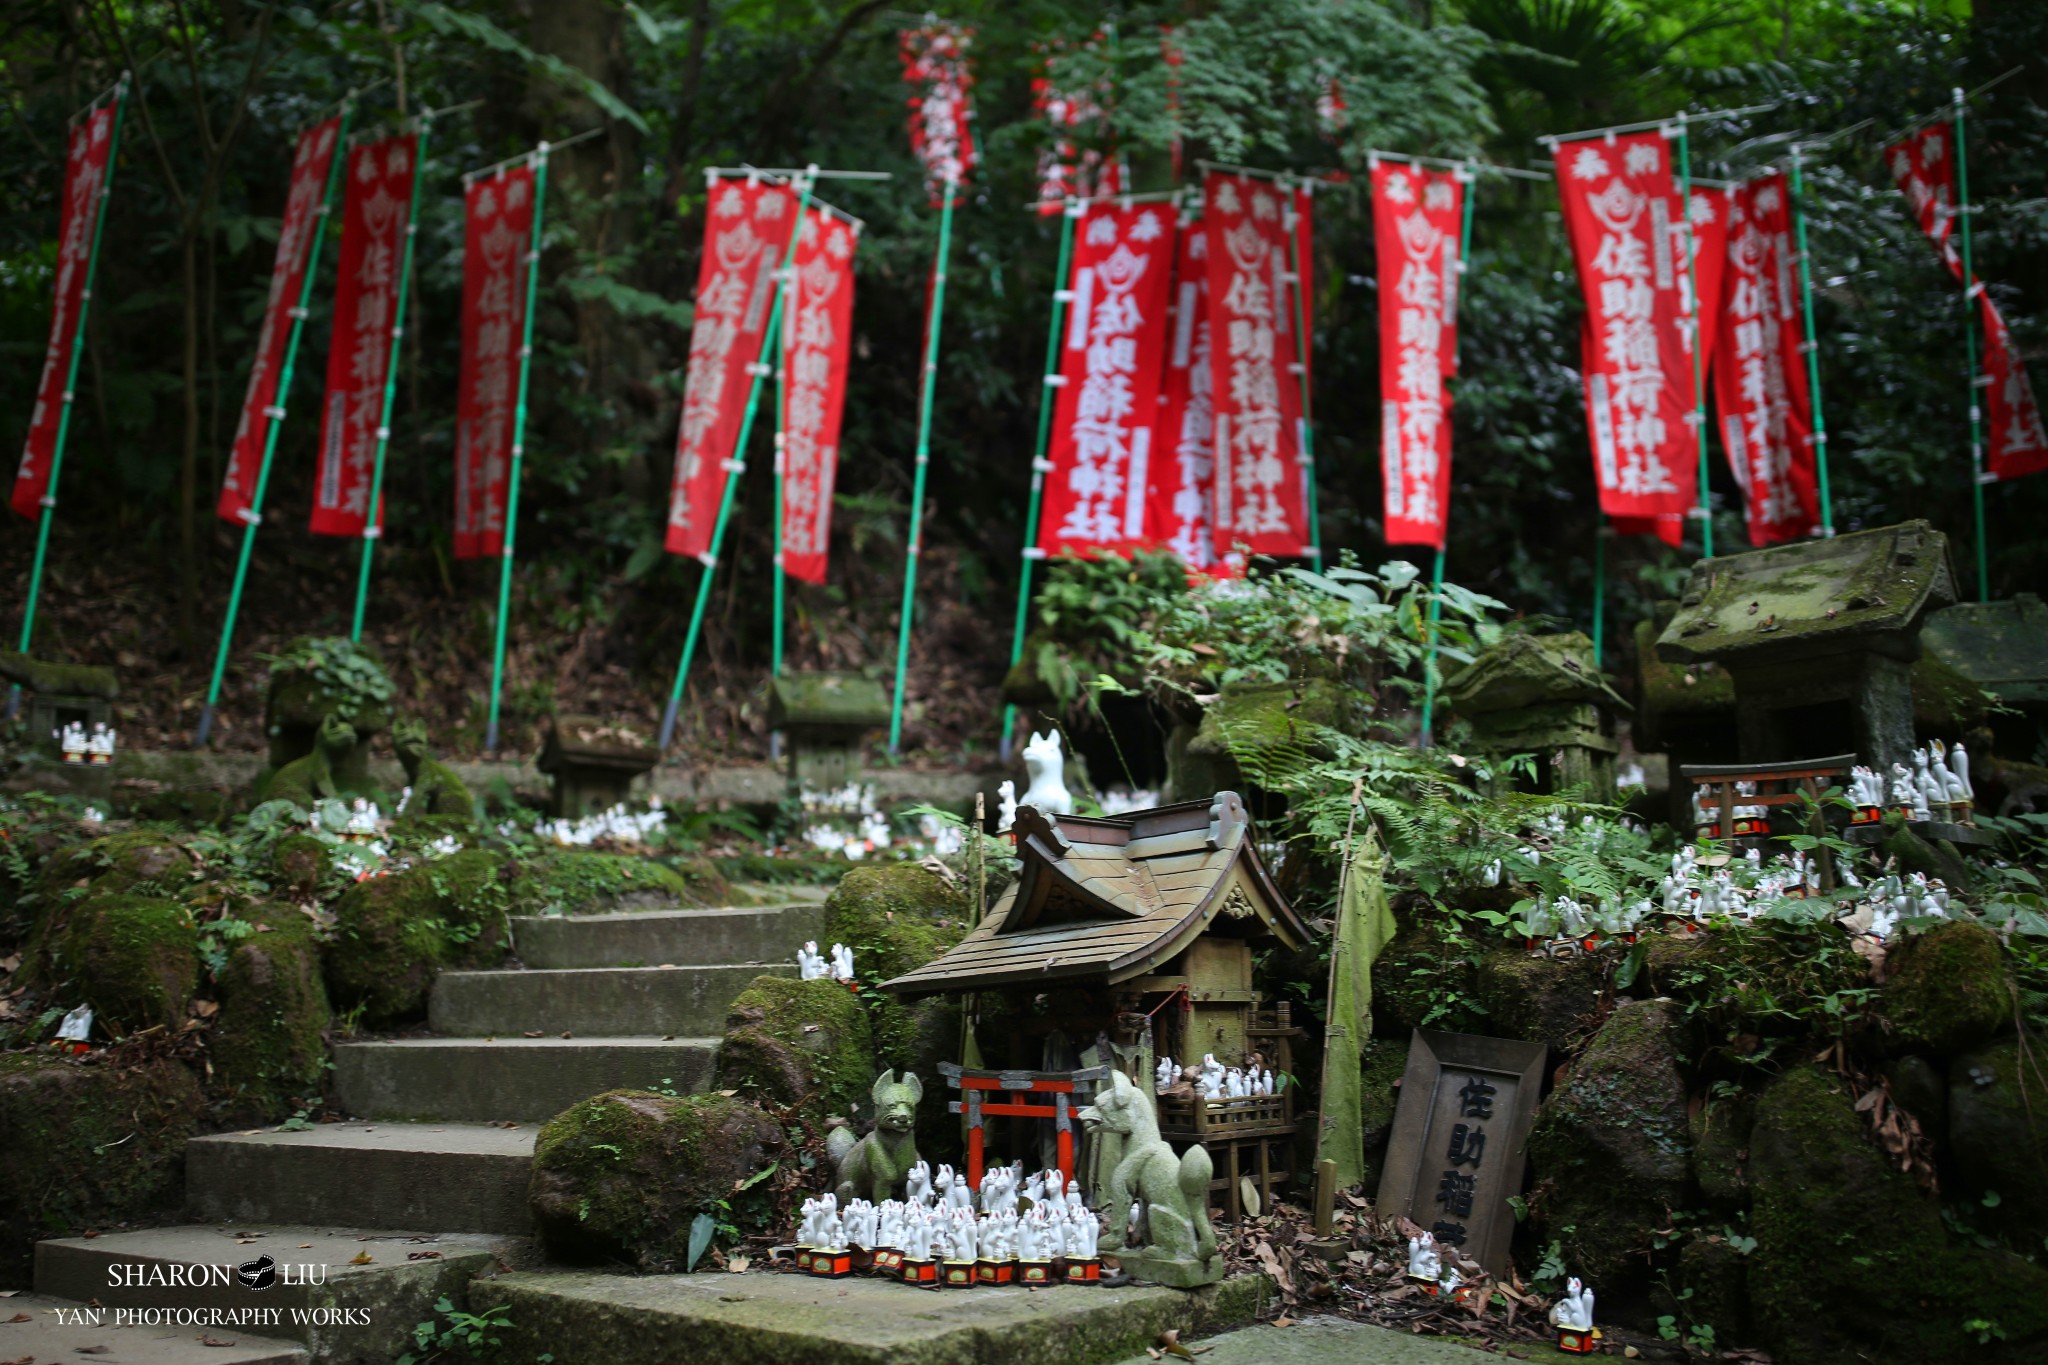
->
[
  {"left": 0, "top": 651, "right": 119, "bottom": 778},
  {"left": 1654, "top": 520, "right": 1958, "bottom": 772},
  {"left": 1444, "top": 633, "right": 1631, "bottom": 801},
  {"left": 766, "top": 672, "right": 888, "bottom": 794},
  {"left": 536, "top": 714, "right": 659, "bottom": 817}
]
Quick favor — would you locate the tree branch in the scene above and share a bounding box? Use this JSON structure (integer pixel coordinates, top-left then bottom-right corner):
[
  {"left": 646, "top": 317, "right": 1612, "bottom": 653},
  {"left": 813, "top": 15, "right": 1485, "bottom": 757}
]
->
[{"left": 87, "top": 0, "right": 185, "bottom": 210}]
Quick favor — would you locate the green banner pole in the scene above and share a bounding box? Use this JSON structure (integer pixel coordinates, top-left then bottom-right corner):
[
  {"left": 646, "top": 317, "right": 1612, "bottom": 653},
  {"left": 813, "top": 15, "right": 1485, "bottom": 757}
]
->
[
  {"left": 349, "top": 114, "right": 432, "bottom": 643},
  {"left": 1284, "top": 178, "right": 1323, "bottom": 567},
  {"left": 1592, "top": 524, "right": 1607, "bottom": 669},
  {"left": 195, "top": 103, "right": 353, "bottom": 748},
  {"left": 998, "top": 200, "right": 1080, "bottom": 761},
  {"left": 1787, "top": 148, "right": 1835, "bottom": 538},
  {"left": 658, "top": 169, "right": 817, "bottom": 751},
  {"left": 13, "top": 77, "right": 128, "bottom": 718},
  {"left": 1677, "top": 113, "right": 1713, "bottom": 560},
  {"left": 1953, "top": 87, "right": 1990, "bottom": 602},
  {"left": 482, "top": 143, "right": 552, "bottom": 753},
  {"left": 771, "top": 319, "right": 788, "bottom": 681},
  {"left": 887, "top": 178, "right": 958, "bottom": 755},
  {"left": 1418, "top": 167, "right": 1476, "bottom": 750}
]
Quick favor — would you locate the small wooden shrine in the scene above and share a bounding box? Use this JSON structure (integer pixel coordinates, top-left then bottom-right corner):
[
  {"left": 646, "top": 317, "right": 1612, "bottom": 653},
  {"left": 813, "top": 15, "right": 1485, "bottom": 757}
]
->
[
  {"left": 0, "top": 651, "right": 118, "bottom": 781},
  {"left": 1654, "top": 520, "right": 1957, "bottom": 772},
  {"left": 883, "top": 791, "right": 1311, "bottom": 1220},
  {"left": 1444, "top": 633, "right": 1630, "bottom": 801}
]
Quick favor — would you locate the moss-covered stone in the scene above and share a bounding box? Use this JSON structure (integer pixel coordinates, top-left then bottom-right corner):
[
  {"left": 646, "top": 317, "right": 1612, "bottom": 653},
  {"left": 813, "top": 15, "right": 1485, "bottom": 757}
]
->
[
  {"left": 392, "top": 716, "right": 476, "bottom": 821},
  {"left": 210, "top": 903, "right": 332, "bottom": 1122},
  {"left": 509, "top": 851, "right": 703, "bottom": 915},
  {"left": 1527, "top": 999, "right": 1691, "bottom": 1293},
  {"left": 1470, "top": 947, "right": 1605, "bottom": 1053},
  {"left": 529, "top": 1089, "right": 784, "bottom": 1268},
  {"left": 1946, "top": 1037, "right": 2048, "bottom": 1244},
  {"left": 1750, "top": 1066, "right": 2048, "bottom": 1364},
  {"left": 1357, "top": 1035, "right": 1409, "bottom": 1190},
  {"left": 1676, "top": 1235, "right": 1750, "bottom": 1347},
  {"left": 0, "top": 650, "right": 118, "bottom": 698},
  {"left": 324, "top": 849, "right": 510, "bottom": 1024},
  {"left": 271, "top": 833, "right": 330, "bottom": 897},
  {"left": 1367, "top": 913, "right": 1482, "bottom": 1038},
  {"left": 1689, "top": 1091, "right": 1756, "bottom": 1209},
  {"left": 1187, "top": 678, "right": 1360, "bottom": 767},
  {"left": 822, "top": 863, "right": 968, "bottom": 1070},
  {"left": 894, "top": 995, "right": 965, "bottom": 1168},
  {"left": 712, "top": 975, "right": 873, "bottom": 1128},
  {"left": 59, "top": 894, "right": 201, "bottom": 1035},
  {"left": 263, "top": 712, "right": 357, "bottom": 808},
  {"left": 1876, "top": 810, "right": 1978, "bottom": 894},
  {"left": 1911, "top": 647, "right": 1992, "bottom": 733},
  {"left": 1883, "top": 920, "right": 2012, "bottom": 1055},
  {"left": 0, "top": 1052, "right": 205, "bottom": 1285}
]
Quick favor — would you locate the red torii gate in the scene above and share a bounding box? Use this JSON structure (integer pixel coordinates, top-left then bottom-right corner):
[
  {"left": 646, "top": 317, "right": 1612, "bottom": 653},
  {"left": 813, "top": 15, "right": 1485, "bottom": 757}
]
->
[{"left": 939, "top": 1062, "right": 1112, "bottom": 1192}]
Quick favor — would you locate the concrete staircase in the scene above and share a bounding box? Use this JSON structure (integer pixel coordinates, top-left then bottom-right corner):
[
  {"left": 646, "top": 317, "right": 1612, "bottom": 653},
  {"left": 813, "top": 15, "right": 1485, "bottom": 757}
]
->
[{"left": 32, "top": 898, "right": 823, "bottom": 1363}]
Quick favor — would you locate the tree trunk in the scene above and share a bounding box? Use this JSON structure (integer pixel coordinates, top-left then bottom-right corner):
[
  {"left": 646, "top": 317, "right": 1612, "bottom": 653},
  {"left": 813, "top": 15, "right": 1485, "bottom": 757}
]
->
[{"left": 180, "top": 227, "right": 200, "bottom": 653}]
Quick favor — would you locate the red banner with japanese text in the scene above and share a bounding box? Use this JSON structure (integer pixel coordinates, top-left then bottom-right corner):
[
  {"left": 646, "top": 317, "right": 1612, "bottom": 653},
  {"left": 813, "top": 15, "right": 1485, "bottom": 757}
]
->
[
  {"left": 1037, "top": 199, "right": 1174, "bottom": 557},
  {"left": 218, "top": 117, "right": 340, "bottom": 526},
  {"left": 1887, "top": 121, "right": 2048, "bottom": 481},
  {"left": 1555, "top": 132, "right": 1697, "bottom": 528},
  {"left": 453, "top": 164, "right": 535, "bottom": 560},
  {"left": 1204, "top": 170, "right": 1312, "bottom": 560},
  {"left": 666, "top": 178, "right": 799, "bottom": 559},
  {"left": 1146, "top": 218, "right": 1218, "bottom": 570},
  {"left": 15, "top": 98, "right": 119, "bottom": 520},
  {"left": 779, "top": 207, "right": 857, "bottom": 585},
  {"left": 1372, "top": 162, "right": 1463, "bottom": 551},
  {"left": 899, "top": 22, "right": 977, "bottom": 206},
  {"left": 1713, "top": 173, "right": 1818, "bottom": 545},
  {"left": 311, "top": 134, "right": 416, "bottom": 538}
]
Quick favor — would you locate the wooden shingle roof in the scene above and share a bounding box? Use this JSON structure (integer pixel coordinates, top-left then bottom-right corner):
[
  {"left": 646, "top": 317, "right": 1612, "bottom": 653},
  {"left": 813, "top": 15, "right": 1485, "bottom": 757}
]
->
[{"left": 881, "top": 791, "right": 1309, "bottom": 998}]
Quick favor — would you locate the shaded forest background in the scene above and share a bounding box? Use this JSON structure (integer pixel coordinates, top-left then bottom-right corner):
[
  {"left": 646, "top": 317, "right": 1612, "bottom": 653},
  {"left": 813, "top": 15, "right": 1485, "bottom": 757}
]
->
[{"left": 1, "top": 0, "right": 2042, "bottom": 762}]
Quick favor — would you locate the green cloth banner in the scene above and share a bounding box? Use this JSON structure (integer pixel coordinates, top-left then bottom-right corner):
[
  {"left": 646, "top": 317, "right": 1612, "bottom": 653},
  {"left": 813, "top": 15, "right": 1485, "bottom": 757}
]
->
[{"left": 1315, "top": 825, "right": 1395, "bottom": 1191}]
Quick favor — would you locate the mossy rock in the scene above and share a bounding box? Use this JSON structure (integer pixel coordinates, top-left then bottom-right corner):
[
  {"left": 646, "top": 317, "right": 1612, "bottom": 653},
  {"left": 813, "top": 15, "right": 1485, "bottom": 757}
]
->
[
  {"left": 1750, "top": 1065, "right": 2048, "bottom": 1363},
  {"left": 0, "top": 1053, "right": 205, "bottom": 1285},
  {"left": 1470, "top": 947, "right": 1606, "bottom": 1053},
  {"left": 1946, "top": 1037, "right": 2048, "bottom": 1244},
  {"left": 1367, "top": 913, "right": 1483, "bottom": 1038},
  {"left": 323, "top": 850, "right": 510, "bottom": 1024},
  {"left": 1911, "top": 647, "right": 1992, "bottom": 733},
  {"left": 713, "top": 975, "right": 873, "bottom": 1129},
  {"left": 1676, "top": 1235, "right": 1750, "bottom": 1347},
  {"left": 1689, "top": 1090, "right": 1756, "bottom": 1208},
  {"left": 1639, "top": 923, "right": 1868, "bottom": 1051},
  {"left": 529, "top": 1090, "right": 784, "bottom": 1269},
  {"left": 209, "top": 904, "right": 332, "bottom": 1122},
  {"left": 895, "top": 995, "right": 964, "bottom": 1168},
  {"left": 60, "top": 895, "right": 201, "bottom": 1035},
  {"left": 270, "top": 834, "right": 330, "bottom": 898},
  {"left": 508, "top": 851, "right": 703, "bottom": 916},
  {"left": 1357, "top": 1035, "right": 1409, "bottom": 1190},
  {"left": 1526, "top": 999, "right": 1690, "bottom": 1294},
  {"left": 1187, "top": 678, "right": 1359, "bottom": 763},
  {"left": 1883, "top": 920, "right": 2012, "bottom": 1055},
  {"left": 822, "top": 863, "right": 968, "bottom": 1069}
]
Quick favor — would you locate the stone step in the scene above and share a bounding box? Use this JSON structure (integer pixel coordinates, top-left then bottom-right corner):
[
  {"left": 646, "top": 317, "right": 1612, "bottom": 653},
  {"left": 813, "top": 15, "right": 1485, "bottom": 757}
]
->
[
  {"left": 465, "top": 1267, "right": 1270, "bottom": 1365},
  {"left": 34, "top": 1224, "right": 513, "bottom": 1363},
  {"left": 511, "top": 903, "right": 826, "bottom": 970},
  {"left": 427, "top": 963, "right": 787, "bottom": 1038},
  {"left": 187, "top": 1122, "right": 536, "bottom": 1235},
  {"left": 0, "top": 1292, "right": 306, "bottom": 1364},
  {"left": 334, "top": 1036, "right": 718, "bottom": 1123}
]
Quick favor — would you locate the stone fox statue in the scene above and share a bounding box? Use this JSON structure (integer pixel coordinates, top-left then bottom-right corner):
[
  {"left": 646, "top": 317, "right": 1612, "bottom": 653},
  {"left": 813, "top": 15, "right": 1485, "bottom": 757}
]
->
[
  {"left": 827, "top": 1070, "right": 923, "bottom": 1208},
  {"left": 1083, "top": 1069, "right": 1217, "bottom": 1266},
  {"left": 265, "top": 712, "right": 355, "bottom": 807}
]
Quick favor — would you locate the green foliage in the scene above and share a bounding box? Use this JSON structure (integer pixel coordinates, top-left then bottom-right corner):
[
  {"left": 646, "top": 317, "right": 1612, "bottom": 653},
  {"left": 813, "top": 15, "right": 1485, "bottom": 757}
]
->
[
  {"left": 260, "top": 638, "right": 396, "bottom": 723},
  {"left": 397, "top": 1296, "right": 535, "bottom": 1365}
]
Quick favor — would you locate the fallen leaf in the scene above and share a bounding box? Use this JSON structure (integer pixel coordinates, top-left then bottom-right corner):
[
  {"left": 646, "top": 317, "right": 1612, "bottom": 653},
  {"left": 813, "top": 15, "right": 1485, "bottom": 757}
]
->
[
  {"left": 200, "top": 1336, "right": 238, "bottom": 1347},
  {"left": 1625, "top": 1348, "right": 1641, "bottom": 1359},
  {"left": 1271, "top": 1316, "right": 1294, "bottom": 1328},
  {"left": 523, "top": 1031, "right": 543, "bottom": 1038},
  {"left": 560, "top": 1031, "right": 573, "bottom": 1039},
  {"left": 3, "top": 1314, "right": 27, "bottom": 1324},
  {"left": 801, "top": 1024, "right": 821, "bottom": 1034},
  {"left": 726, "top": 1254, "right": 750, "bottom": 1273},
  {"left": 406, "top": 1251, "right": 442, "bottom": 1261},
  {"left": 235, "top": 1239, "right": 256, "bottom": 1245},
  {"left": 348, "top": 1251, "right": 373, "bottom": 1265},
  {"left": 78, "top": 1349, "right": 113, "bottom": 1356},
  {"left": 298, "top": 1244, "right": 312, "bottom": 1250},
  {"left": 0, "top": 1353, "right": 30, "bottom": 1364}
]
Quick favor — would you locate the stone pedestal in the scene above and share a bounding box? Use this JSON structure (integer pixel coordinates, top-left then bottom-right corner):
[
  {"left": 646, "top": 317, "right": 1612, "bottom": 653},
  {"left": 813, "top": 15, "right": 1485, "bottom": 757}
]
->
[{"left": 536, "top": 714, "right": 659, "bottom": 817}]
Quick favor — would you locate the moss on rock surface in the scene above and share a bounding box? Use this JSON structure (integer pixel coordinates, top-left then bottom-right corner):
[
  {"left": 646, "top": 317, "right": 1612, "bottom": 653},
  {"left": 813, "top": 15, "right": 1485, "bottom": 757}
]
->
[
  {"left": 509, "top": 851, "right": 704, "bottom": 915},
  {"left": 529, "top": 1089, "right": 783, "bottom": 1268},
  {"left": 1470, "top": 948, "right": 1605, "bottom": 1053},
  {"left": 0, "top": 1053, "right": 205, "bottom": 1285},
  {"left": 713, "top": 975, "right": 873, "bottom": 1127},
  {"left": 1883, "top": 920, "right": 2011, "bottom": 1055},
  {"left": 1946, "top": 1037, "right": 2048, "bottom": 1244},
  {"left": 1368, "top": 914, "right": 1482, "bottom": 1038},
  {"left": 1187, "top": 678, "right": 1358, "bottom": 767},
  {"left": 61, "top": 894, "right": 200, "bottom": 1034},
  {"left": 1750, "top": 1066, "right": 2048, "bottom": 1363},
  {"left": 210, "top": 903, "right": 332, "bottom": 1121},
  {"left": 324, "top": 849, "right": 509, "bottom": 1024},
  {"left": 1526, "top": 999, "right": 1690, "bottom": 1294},
  {"left": 822, "top": 863, "right": 967, "bottom": 1071},
  {"left": 1357, "top": 1036, "right": 1409, "bottom": 1189},
  {"left": 270, "top": 833, "right": 330, "bottom": 897}
]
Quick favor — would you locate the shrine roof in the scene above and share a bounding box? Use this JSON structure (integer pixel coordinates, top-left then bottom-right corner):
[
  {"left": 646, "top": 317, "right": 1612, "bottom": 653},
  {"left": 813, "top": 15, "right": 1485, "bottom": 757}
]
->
[
  {"left": 881, "top": 791, "right": 1309, "bottom": 999},
  {"left": 1654, "top": 520, "right": 1957, "bottom": 666},
  {"left": 1445, "top": 632, "right": 1630, "bottom": 716},
  {"left": 1922, "top": 594, "right": 2048, "bottom": 704}
]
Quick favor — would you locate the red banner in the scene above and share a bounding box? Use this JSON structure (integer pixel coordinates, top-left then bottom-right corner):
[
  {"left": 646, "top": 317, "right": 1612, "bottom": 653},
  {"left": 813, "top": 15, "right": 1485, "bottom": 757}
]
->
[
  {"left": 15, "top": 98, "right": 119, "bottom": 520},
  {"left": 1887, "top": 121, "right": 2048, "bottom": 481},
  {"left": 779, "top": 208, "right": 858, "bottom": 585},
  {"left": 1372, "top": 162, "right": 1463, "bottom": 551},
  {"left": 1555, "top": 132, "right": 1697, "bottom": 527},
  {"left": 218, "top": 118, "right": 340, "bottom": 526},
  {"left": 1037, "top": 199, "right": 1174, "bottom": 557},
  {"left": 666, "top": 178, "right": 800, "bottom": 559},
  {"left": 1146, "top": 218, "right": 1217, "bottom": 569},
  {"left": 899, "top": 22, "right": 977, "bottom": 207},
  {"left": 311, "top": 134, "right": 416, "bottom": 538},
  {"left": 453, "top": 164, "right": 536, "bottom": 560},
  {"left": 1712, "top": 173, "right": 1818, "bottom": 545},
  {"left": 1204, "top": 170, "right": 1312, "bottom": 561}
]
